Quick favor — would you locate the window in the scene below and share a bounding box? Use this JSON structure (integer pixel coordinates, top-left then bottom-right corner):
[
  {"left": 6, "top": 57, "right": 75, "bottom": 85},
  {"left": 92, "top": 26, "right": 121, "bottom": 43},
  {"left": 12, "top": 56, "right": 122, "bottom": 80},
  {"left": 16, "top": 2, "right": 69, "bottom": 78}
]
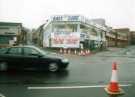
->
[
  {"left": 90, "top": 28, "right": 98, "bottom": 36},
  {"left": 23, "top": 47, "right": 39, "bottom": 55},
  {"left": 8, "top": 47, "right": 22, "bottom": 54},
  {"left": 0, "top": 35, "right": 13, "bottom": 44},
  {"left": 0, "top": 48, "right": 8, "bottom": 54}
]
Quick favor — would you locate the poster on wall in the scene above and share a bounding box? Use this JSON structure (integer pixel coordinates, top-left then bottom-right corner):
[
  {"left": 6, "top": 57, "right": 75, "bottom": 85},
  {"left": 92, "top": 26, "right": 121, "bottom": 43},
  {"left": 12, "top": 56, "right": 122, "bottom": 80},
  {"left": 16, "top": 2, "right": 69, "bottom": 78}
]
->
[
  {"left": 51, "top": 32, "right": 80, "bottom": 48},
  {"left": 43, "top": 32, "right": 51, "bottom": 47}
]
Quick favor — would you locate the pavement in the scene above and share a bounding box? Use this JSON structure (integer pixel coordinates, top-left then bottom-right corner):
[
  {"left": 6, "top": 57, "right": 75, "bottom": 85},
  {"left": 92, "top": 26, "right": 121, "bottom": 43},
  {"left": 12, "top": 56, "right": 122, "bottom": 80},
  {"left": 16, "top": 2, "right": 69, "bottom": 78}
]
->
[{"left": 0, "top": 46, "right": 135, "bottom": 97}]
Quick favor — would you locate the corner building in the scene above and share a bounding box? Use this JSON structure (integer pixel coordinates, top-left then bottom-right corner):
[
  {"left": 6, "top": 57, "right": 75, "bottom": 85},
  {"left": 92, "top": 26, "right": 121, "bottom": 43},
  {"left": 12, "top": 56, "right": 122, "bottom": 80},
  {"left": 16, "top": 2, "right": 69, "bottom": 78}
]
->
[{"left": 35, "top": 15, "right": 111, "bottom": 50}]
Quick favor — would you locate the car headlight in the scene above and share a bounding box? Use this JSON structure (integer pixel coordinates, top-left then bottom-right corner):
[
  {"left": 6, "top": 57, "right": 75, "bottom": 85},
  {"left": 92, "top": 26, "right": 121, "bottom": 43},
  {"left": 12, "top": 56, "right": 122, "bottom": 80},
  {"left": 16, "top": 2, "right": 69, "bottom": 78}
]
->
[{"left": 62, "top": 58, "right": 69, "bottom": 63}]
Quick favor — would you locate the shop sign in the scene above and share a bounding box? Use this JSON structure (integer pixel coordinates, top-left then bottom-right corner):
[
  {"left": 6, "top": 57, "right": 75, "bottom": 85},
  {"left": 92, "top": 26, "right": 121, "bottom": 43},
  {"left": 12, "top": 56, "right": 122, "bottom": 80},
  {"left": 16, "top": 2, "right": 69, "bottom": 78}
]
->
[{"left": 52, "top": 15, "right": 79, "bottom": 21}]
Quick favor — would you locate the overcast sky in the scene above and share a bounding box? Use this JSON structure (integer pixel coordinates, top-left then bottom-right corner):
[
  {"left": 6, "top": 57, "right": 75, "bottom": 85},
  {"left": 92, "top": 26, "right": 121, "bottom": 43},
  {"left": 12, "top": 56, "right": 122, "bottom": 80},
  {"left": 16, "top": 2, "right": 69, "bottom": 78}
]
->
[{"left": 0, "top": 0, "right": 135, "bottom": 30}]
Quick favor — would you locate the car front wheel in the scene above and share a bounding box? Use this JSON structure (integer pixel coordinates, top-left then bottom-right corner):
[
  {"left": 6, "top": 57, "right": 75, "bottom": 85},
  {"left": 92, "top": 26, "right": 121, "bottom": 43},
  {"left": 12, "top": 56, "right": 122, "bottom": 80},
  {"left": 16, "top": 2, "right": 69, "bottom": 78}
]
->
[
  {"left": 48, "top": 63, "right": 59, "bottom": 72},
  {"left": 0, "top": 62, "right": 8, "bottom": 71}
]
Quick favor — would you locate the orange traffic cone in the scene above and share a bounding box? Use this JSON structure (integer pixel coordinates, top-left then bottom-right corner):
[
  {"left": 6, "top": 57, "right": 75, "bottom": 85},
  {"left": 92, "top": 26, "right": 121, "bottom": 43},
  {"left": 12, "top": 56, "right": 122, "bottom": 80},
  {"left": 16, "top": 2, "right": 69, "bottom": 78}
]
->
[
  {"left": 68, "top": 49, "right": 71, "bottom": 54},
  {"left": 85, "top": 50, "right": 90, "bottom": 55},
  {"left": 59, "top": 48, "right": 63, "bottom": 53},
  {"left": 105, "top": 62, "right": 124, "bottom": 95},
  {"left": 79, "top": 50, "right": 84, "bottom": 56},
  {"left": 74, "top": 49, "right": 77, "bottom": 55},
  {"left": 87, "top": 50, "right": 91, "bottom": 55},
  {"left": 82, "top": 50, "right": 86, "bottom": 56},
  {"left": 79, "top": 50, "right": 82, "bottom": 56},
  {"left": 64, "top": 49, "right": 67, "bottom": 54},
  {"left": 85, "top": 50, "right": 88, "bottom": 55}
]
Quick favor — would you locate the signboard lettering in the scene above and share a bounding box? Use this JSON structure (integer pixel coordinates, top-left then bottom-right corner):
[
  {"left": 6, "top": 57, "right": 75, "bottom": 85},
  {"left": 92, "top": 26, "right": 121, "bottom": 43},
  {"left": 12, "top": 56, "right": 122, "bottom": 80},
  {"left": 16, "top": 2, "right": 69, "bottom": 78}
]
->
[
  {"left": 53, "top": 16, "right": 79, "bottom": 21},
  {"left": 51, "top": 32, "right": 80, "bottom": 48}
]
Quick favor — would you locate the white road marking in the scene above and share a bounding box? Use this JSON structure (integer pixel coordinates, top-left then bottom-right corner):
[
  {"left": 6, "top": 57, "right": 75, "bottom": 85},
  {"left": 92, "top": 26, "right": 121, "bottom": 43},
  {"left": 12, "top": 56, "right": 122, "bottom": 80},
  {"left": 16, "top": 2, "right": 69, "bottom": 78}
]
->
[{"left": 28, "top": 84, "right": 132, "bottom": 90}]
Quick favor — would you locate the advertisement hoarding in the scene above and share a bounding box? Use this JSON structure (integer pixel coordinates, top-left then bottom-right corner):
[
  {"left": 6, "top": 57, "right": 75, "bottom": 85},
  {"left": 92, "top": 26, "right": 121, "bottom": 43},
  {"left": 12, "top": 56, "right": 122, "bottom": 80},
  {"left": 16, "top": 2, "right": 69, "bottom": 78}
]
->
[{"left": 51, "top": 32, "right": 80, "bottom": 48}]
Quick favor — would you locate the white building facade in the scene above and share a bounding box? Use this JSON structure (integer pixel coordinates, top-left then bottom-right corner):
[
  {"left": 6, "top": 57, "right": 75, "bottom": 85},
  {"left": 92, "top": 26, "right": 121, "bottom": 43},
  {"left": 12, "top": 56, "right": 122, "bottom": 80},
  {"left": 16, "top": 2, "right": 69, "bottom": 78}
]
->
[{"left": 40, "top": 15, "right": 109, "bottom": 50}]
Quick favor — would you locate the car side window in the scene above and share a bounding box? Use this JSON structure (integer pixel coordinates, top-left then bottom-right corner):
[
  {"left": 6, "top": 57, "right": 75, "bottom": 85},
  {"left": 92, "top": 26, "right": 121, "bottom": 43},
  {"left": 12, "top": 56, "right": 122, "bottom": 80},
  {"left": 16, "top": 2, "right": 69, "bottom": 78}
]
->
[
  {"left": 23, "top": 47, "right": 39, "bottom": 55},
  {"left": 8, "top": 47, "right": 22, "bottom": 54},
  {"left": 0, "top": 48, "right": 8, "bottom": 54}
]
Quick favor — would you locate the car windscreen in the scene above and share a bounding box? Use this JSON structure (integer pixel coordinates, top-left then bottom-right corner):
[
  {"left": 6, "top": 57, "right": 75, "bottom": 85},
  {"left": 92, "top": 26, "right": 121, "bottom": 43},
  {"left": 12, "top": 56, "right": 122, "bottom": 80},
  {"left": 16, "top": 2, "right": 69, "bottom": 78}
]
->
[{"left": 31, "top": 46, "right": 50, "bottom": 55}]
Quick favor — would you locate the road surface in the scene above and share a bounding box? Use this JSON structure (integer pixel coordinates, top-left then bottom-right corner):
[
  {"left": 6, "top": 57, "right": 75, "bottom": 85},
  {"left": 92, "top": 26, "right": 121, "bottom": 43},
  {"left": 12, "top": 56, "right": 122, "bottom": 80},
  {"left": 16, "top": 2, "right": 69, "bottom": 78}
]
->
[{"left": 0, "top": 46, "right": 135, "bottom": 97}]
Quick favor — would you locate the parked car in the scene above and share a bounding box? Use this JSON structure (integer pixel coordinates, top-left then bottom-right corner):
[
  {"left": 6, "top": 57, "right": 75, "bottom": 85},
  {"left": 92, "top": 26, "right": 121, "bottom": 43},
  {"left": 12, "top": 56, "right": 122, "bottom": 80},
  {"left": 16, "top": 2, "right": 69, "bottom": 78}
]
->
[{"left": 0, "top": 45, "right": 69, "bottom": 72}]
